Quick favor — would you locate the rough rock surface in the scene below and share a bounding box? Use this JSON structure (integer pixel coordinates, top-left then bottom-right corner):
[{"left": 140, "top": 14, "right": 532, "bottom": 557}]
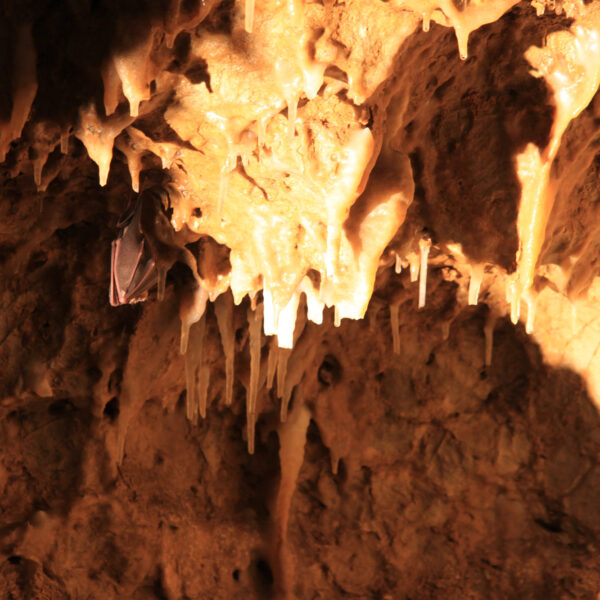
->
[{"left": 2, "top": 0, "right": 600, "bottom": 599}]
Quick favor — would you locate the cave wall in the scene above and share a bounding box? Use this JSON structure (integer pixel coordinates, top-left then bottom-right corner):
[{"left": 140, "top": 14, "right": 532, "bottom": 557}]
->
[{"left": 2, "top": 0, "right": 600, "bottom": 598}]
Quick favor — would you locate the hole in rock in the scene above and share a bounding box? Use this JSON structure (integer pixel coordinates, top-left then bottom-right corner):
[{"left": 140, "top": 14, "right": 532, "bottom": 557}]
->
[
  {"left": 318, "top": 354, "right": 342, "bottom": 386},
  {"left": 48, "top": 399, "right": 75, "bottom": 416},
  {"left": 185, "top": 60, "right": 212, "bottom": 91},
  {"left": 254, "top": 558, "right": 274, "bottom": 588},
  {"left": 103, "top": 397, "right": 120, "bottom": 422}
]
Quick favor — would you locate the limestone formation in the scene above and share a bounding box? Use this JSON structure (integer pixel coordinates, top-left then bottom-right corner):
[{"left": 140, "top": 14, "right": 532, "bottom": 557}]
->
[{"left": 2, "top": 0, "right": 600, "bottom": 598}]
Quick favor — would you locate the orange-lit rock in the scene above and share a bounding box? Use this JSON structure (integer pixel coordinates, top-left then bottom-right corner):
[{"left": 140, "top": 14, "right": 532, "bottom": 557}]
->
[{"left": 2, "top": 0, "right": 600, "bottom": 598}]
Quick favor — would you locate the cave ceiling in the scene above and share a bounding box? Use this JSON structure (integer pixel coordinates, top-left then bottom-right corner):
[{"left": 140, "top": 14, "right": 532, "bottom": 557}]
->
[{"left": 2, "top": 0, "right": 600, "bottom": 598}]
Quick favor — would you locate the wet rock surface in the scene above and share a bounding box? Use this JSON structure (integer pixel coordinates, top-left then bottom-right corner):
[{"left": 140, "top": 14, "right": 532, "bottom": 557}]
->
[{"left": 2, "top": 1, "right": 600, "bottom": 598}]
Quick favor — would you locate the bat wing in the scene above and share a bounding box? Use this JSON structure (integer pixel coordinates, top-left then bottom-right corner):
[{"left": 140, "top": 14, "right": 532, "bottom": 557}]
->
[{"left": 110, "top": 197, "right": 158, "bottom": 306}]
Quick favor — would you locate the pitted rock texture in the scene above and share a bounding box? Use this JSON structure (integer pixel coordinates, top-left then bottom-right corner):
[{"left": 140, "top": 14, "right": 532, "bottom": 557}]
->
[{"left": 2, "top": 0, "right": 600, "bottom": 599}]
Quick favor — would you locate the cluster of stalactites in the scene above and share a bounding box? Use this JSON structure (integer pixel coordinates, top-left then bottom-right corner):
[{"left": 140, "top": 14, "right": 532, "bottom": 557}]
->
[
  {"left": 20, "top": 0, "right": 541, "bottom": 194},
  {"left": 5, "top": 0, "right": 589, "bottom": 203},
  {"left": 5, "top": 0, "right": 600, "bottom": 454},
  {"left": 508, "top": 0, "right": 600, "bottom": 331},
  {"left": 180, "top": 227, "right": 438, "bottom": 453},
  {"left": 181, "top": 290, "right": 304, "bottom": 454}
]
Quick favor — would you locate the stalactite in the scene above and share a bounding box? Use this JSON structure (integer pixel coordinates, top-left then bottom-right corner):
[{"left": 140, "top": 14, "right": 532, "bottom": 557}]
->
[
  {"left": 184, "top": 314, "right": 207, "bottom": 423},
  {"left": 245, "top": 0, "right": 256, "bottom": 32},
  {"left": 33, "top": 155, "right": 46, "bottom": 189},
  {"left": 277, "top": 291, "right": 301, "bottom": 349},
  {"left": 407, "top": 252, "right": 419, "bottom": 282},
  {"left": 435, "top": 0, "right": 520, "bottom": 60},
  {"left": 507, "top": 277, "right": 521, "bottom": 324},
  {"left": 525, "top": 295, "right": 536, "bottom": 335},
  {"left": 277, "top": 349, "right": 292, "bottom": 401},
  {"left": 468, "top": 264, "right": 484, "bottom": 306},
  {"left": 280, "top": 327, "right": 318, "bottom": 422},
  {"left": 281, "top": 385, "right": 292, "bottom": 423},
  {"left": 112, "top": 28, "right": 155, "bottom": 118},
  {"left": 128, "top": 152, "right": 142, "bottom": 193},
  {"left": 267, "top": 338, "right": 278, "bottom": 390},
  {"left": 247, "top": 303, "right": 263, "bottom": 454},
  {"left": 0, "top": 24, "right": 38, "bottom": 162},
  {"left": 512, "top": 5, "right": 600, "bottom": 319},
  {"left": 180, "top": 285, "right": 208, "bottom": 356},
  {"left": 418, "top": 237, "right": 431, "bottom": 309},
  {"left": 101, "top": 59, "right": 122, "bottom": 117},
  {"left": 422, "top": 11, "right": 431, "bottom": 32},
  {"left": 300, "top": 277, "right": 324, "bottom": 325},
  {"left": 333, "top": 307, "right": 341, "bottom": 328},
  {"left": 185, "top": 345, "right": 196, "bottom": 422},
  {"left": 483, "top": 312, "right": 496, "bottom": 367},
  {"left": 274, "top": 400, "right": 311, "bottom": 596},
  {"left": 395, "top": 252, "right": 402, "bottom": 274},
  {"left": 198, "top": 364, "right": 210, "bottom": 419},
  {"left": 119, "top": 126, "right": 181, "bottom": 191},
  {"left": 60, "top": 131, "right": 70, "bottom": 154},
  {"left": 215, "top": 293, "right": 236, "bottom": 405},
  {"left": 75, "top": 105, "right": 134, "bottom": 186},
  {"left": 400, "top": 0, "right": 519, "bottom": 60},
  {"left": 274, "top": 296, "right": 308, "bottom": 412},
  {"left": 263, "top": 286, "right": 277, "bottom": 337}
]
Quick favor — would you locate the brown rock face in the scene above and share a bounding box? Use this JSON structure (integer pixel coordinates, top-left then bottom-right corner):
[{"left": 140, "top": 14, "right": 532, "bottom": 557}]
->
[{"left": 2, "top": 0, "right": 600, "bottom": 598}]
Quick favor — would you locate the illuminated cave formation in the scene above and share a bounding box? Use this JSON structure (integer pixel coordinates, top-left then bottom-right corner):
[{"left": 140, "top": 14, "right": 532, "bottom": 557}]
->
[{"left": 2, "top": 0, "right": 600, "bottom": 598}]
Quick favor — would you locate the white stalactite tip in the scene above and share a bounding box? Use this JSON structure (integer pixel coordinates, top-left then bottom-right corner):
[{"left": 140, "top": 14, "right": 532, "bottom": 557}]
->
[
  {"left": 468, "top": 264, "right": 484, "bottom": 306},
  {"left": 276, "top": 292, "right": 300, "bottom": 349},
  {"left": 525, "top": 294, "right": 536, "bottom": 335},
  {"left": 510, "top": 292, "right": 520, "bottom": 325},
  {"left": 263, "top": 287, "right": 277, "bottom": 337},
  {"left": 408, "top": 252, "right": 419, "bottom": 282},
  {"left": 245, "top": 0, "right": 255, "bottom": 33},
  {"left": 418, "top": 238, "right": 431, "bottom": 309},
  {"left": 98, "top": 159, "right": 110, "bottom": 187},
  {"left": 394, "top": 252, "right": 402, "bottom": 274},
  {"left": 422, "top": 12, "right": 431, "bottom": 32},
  {"left": 300, "top": 277, "right": 324, "bottom": 325}
]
